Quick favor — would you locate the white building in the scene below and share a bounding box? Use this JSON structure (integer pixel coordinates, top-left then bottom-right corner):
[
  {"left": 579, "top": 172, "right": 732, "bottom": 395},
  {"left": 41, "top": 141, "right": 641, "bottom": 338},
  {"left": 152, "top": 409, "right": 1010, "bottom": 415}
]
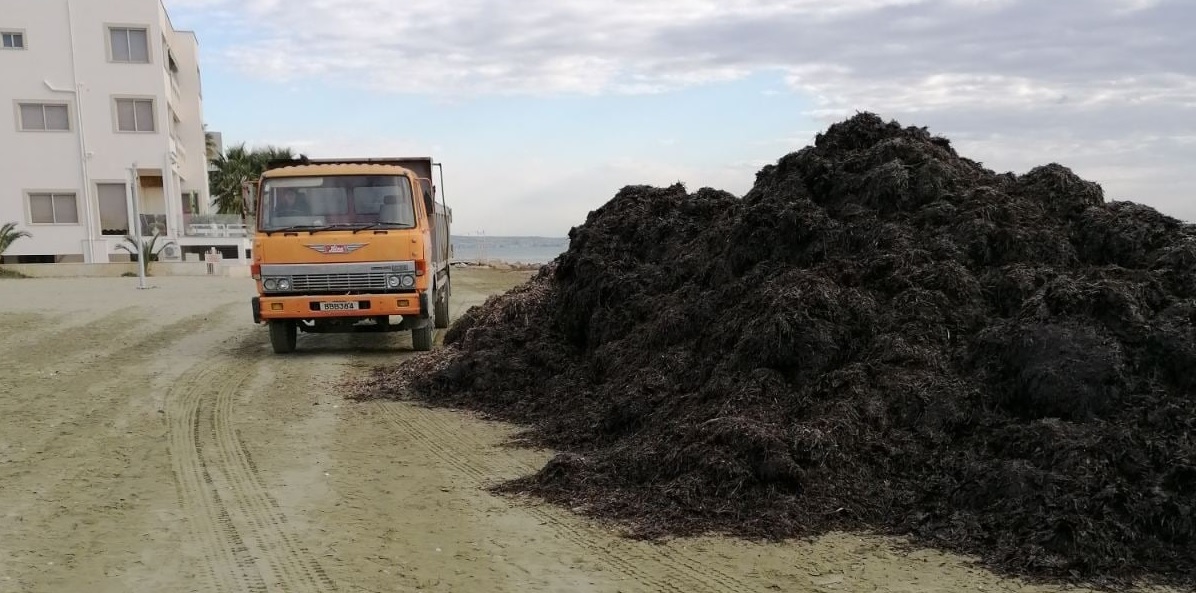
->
[{"left": 0, "top": 0, "right": 245, "bottom": 265}]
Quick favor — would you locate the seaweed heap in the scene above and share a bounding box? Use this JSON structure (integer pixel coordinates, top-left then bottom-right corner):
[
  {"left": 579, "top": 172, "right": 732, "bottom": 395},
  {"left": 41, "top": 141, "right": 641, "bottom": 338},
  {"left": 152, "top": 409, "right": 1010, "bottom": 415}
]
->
[{"left": 355, "top": 113, "right": 1196, "bottom": 587}]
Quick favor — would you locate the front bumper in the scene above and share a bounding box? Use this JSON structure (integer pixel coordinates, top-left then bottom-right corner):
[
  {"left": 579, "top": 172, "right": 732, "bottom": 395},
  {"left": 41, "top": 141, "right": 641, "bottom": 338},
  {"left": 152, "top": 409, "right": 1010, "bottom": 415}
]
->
[{"left": 253, "top": 291, "right": 429, "bottom": 322}]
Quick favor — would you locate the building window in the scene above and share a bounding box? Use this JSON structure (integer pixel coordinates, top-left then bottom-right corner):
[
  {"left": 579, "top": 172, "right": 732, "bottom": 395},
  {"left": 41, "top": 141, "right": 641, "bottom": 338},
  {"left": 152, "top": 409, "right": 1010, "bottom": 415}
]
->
[
  {"left": 1, "top": 31, "right": 24, "bottom": 49},
  {"left": 97, "top": 183, "right": 130, "bottom": 235},
  {"left": 115, "top": 98, "right": 155, "bottom": 132},
  {"left": 18, "top": 103, "right": 70, "bottom": 131},
  {"left": 109, "top": 27, "right": 149, "bottom": 63},
  {"left": 28, "top": 193, "right": 79, "bottom": 224}
]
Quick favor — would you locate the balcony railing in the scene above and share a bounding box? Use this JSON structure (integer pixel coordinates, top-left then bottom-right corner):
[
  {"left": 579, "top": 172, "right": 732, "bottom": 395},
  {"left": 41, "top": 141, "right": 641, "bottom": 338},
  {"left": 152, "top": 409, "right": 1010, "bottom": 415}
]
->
[{"left": 183, "top": 214, "right": 253, "bottom": 238}]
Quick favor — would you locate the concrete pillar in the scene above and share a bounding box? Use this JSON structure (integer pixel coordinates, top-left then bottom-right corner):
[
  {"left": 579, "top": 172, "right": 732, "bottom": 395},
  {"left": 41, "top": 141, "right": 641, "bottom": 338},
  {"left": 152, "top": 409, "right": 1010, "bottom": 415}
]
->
[
  {"left": 83, "top": 239, "right": 109, "bottom": 263},
  {"left": 164, "top": 153, "right": 179, "bottom": 238}
]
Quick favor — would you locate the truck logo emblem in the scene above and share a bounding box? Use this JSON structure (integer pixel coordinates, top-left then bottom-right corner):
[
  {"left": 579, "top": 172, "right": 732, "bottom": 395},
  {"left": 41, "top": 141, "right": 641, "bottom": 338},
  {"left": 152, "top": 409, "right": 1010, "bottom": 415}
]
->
[{"left": 305, "top": 243, "right": 366, "bottom": 254}]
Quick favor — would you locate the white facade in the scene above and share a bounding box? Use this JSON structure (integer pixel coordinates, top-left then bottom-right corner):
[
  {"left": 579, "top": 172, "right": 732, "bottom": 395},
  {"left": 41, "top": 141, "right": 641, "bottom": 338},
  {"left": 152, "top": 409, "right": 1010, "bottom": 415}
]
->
[{"left": 0, "top": 0, "right": 214, "bottom": 263}]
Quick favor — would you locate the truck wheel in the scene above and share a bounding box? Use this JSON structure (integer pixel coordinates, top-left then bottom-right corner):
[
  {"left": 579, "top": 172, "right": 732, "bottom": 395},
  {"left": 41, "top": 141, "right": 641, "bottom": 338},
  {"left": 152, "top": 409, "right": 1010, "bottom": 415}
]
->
[
  {"left": 411, "top": 323, "right": 434, "bottom": 352},
  {"left": 434, "top": 290, "right": 450, "bottom": 329},
  {"left": 269, "top": 320, "right": 297, "bottom": 354}
]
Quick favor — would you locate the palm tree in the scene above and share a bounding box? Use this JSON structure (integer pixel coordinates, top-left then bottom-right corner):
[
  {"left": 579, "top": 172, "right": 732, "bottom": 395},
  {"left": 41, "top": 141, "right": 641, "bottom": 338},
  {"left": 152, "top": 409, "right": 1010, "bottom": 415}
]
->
[
  {"left": 209, "top": 143, "right": 294, "bottom": 222},
  {"left": 1, "top": 221, "right": 31, "bottom": 259},
  {"left": 116, "top": 229, "right": 177, "bottom": 276},
  {"left": 205, "top": 130, "right": 219, "bottom": 161}
]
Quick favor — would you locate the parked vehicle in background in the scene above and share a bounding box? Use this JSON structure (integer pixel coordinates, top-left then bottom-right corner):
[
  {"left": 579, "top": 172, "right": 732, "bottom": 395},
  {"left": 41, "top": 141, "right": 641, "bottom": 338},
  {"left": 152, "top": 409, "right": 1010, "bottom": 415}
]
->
[{"left": 249, "top": 157, "right": 452, "bottom": 353}]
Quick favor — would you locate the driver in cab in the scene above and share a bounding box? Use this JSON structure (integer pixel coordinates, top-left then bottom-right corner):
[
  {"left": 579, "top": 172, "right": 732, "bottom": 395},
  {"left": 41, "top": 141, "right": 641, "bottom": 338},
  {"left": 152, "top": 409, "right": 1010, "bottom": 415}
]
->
[{"left": 275, "top": 189, "right": 311, "bottom": 217}]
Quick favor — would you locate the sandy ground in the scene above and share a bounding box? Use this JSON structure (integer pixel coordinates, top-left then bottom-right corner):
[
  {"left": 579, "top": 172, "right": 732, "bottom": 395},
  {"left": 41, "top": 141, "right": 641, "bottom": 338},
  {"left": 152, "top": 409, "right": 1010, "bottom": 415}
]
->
[{"left": 0, "top": 269, "right": 1166, "bottom": 593}]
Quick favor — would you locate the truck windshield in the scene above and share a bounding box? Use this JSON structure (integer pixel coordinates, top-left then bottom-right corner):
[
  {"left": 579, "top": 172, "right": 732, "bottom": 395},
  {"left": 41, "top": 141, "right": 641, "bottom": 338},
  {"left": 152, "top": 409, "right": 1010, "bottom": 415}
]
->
[{"left": 259, "top": 175, "right": 416, "bottom": 231}]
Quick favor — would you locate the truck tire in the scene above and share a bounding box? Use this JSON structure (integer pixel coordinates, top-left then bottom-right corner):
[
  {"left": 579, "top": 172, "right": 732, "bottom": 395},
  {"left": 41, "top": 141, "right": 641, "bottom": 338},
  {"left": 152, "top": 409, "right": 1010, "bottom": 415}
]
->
[
  {"left": 411, "top": 323, "right": 434, "bottom": 352},
  {"left": 434, "top": 289, "right": 450, "bottom": 329},
  {"left": 269, "top": 320, "right": 297, "bottom": 354}
]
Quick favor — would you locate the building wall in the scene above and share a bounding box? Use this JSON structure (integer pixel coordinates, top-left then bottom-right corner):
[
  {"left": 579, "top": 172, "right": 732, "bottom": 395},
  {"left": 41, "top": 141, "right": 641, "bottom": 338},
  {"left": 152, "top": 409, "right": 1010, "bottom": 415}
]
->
[
  {"left": 0, "top": 0, "right": 208, "bottom": 263},
  {"left": 164, "top": 25, "right": 212, "bottom": 224},
  {"left": 0, "top": 1, "right": 84, "bottom": 258}
]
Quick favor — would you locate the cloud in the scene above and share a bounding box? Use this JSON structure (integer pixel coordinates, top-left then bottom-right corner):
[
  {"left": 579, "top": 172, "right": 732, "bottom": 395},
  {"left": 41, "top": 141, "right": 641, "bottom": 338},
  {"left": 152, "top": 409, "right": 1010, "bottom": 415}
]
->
[
  {"left": 169, "top": 0, "right": 1195, "bottom": 224},
  {"left": 177, "top": 0, "right": 1193, "bottom": 96},
  {"left": 163, "top": 0, "right": 226, "bottom": 6}
]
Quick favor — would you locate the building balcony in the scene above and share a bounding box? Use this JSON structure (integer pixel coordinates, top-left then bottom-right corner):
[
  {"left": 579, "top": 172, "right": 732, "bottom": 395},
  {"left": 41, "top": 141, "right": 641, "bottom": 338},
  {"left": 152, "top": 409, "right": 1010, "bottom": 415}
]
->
[
  {"left": 170, "top": 135, "right": 186, "bottom": 161},
  {"left": 170, "top": 73, "right": 182, "bottom": 106},
  {"left": 183, "top": 214, "right": 252, "bottom": 238}
]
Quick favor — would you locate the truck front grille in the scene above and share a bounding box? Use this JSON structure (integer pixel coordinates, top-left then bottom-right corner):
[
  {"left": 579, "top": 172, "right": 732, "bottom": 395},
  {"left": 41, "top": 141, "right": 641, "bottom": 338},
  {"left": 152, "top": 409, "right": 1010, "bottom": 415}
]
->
[{"left": 290, "top": 272, "right": 389, "bottom": 292}]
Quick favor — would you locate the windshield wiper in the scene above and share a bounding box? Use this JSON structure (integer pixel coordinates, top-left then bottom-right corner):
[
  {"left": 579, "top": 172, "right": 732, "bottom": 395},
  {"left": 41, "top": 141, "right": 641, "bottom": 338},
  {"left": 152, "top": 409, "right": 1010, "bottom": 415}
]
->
[
  {"left": 307, "top": 223, "right": 362, "bottom": 234},
  {"left": 265, "top": 223, "right": 358, "bottom": 236},
  {"left": 264, "top": 224, "right": 322, "bottom": 236},
  {"left": 352, "top": 222, "right": 415, "bottom": 234}
]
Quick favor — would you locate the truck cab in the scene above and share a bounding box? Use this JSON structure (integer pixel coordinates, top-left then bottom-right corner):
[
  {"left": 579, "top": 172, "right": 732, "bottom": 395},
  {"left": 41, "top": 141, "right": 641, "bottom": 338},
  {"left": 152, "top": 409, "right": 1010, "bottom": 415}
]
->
[{"left": 250, "top": 157, "right": 452, "bottom": 353}]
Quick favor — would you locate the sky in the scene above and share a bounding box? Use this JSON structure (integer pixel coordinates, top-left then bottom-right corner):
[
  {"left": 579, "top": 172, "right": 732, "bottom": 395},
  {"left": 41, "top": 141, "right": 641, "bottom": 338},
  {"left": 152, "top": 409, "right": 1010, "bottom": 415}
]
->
[{"left": 166, "top": 0, "right": 1195, "bottom": 237}]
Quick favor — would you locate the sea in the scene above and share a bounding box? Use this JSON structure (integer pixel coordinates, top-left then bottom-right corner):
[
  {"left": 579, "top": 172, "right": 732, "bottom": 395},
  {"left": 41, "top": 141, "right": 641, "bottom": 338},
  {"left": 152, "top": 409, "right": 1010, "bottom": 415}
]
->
[{"left": 450, "top": 235, "right": 570, "bottom": 265}]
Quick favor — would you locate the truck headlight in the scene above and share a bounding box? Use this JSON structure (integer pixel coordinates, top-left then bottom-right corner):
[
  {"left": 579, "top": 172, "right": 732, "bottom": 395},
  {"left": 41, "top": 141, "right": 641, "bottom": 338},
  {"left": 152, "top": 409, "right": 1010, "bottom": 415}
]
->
[
  {"left": 264, "top": 278, "right": 278, "bottom": 290},
  {"left": 401, "top": 275, "right": 415, "bottom": 288},
  {"left": 277, "top": 278, "right": 291, "bottom": 290},
  {"left": 387, "top": 275, "right": 401, "bottom": 288}
]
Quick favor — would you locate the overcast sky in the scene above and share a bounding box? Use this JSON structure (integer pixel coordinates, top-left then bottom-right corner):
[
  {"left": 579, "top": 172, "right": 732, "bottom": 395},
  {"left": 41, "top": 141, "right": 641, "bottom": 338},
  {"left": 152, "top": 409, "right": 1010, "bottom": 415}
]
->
[{"left": 168, "top": 0, "right": 1194, "bottom": 237}]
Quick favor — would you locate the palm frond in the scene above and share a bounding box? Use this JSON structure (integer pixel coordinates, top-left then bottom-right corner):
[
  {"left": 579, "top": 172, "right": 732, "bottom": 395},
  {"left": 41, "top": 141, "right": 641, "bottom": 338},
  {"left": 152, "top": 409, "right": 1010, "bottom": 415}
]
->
[
  {"left": 208, "top": 143, "right": 295, "bottom": 217},
  {"left": 117, "top": 230, "right": 178, "bottom": 275},
  {"left": 1, "top": 222, "right": 33, "bottom": 255}
]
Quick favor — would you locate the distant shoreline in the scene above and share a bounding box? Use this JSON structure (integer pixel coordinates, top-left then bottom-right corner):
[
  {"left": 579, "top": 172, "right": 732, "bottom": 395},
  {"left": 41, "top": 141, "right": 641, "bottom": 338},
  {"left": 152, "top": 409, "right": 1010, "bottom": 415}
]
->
[
  {"left": 449, "top": 235, "right": 568, "bottom": 267},
  {"left": 449, "top": 260, "right": 547, "bottom": 271}
]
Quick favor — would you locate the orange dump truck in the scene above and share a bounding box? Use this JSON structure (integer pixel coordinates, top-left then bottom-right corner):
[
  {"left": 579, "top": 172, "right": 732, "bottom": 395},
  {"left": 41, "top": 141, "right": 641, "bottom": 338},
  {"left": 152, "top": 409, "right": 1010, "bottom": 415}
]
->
[{"left": 249, "top": 157, "right": 452, "bottom": 353}]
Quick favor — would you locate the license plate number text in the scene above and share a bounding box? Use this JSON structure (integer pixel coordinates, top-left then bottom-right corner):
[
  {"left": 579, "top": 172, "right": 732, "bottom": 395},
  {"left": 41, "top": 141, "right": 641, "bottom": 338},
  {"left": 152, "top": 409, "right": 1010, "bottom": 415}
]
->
[{"left": 320, "top": 302, "right": 358, "bottom": 311}]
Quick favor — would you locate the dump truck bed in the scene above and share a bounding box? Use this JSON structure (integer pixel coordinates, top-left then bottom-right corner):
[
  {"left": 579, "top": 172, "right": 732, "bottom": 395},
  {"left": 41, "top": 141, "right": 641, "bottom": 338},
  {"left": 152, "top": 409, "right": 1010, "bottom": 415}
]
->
[{"left": 266, "top": 156, "right": 432, "bottom": 179}]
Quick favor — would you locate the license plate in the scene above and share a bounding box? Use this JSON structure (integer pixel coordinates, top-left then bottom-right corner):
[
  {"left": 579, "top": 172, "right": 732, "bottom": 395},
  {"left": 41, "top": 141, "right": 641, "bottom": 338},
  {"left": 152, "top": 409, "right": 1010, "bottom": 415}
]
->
[{"left": 319, "top": 301, "right": 359, "bottom": 311}]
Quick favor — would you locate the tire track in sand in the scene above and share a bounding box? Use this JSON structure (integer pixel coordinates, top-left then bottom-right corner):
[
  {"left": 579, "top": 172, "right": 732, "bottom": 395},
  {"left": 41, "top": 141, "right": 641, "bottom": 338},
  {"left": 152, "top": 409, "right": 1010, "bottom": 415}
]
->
[
  {"left": 168, "top": 362, "right": 267, "bottom": 593},
  {"left": 207, "top": 362, "right": 339, "bottom": 592},
  {"left": 375, "top": 401, "right": 761, "bottom": 593},
  {"left": 168, "top": 350, "right": 336, "bottom": 592}
]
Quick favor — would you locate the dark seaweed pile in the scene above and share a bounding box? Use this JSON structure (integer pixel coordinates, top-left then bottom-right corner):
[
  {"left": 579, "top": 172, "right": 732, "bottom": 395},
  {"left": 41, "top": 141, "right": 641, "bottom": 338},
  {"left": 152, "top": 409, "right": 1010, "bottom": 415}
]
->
[{"left": 356, "top": 113, "right": 1196, "bottom": 588}]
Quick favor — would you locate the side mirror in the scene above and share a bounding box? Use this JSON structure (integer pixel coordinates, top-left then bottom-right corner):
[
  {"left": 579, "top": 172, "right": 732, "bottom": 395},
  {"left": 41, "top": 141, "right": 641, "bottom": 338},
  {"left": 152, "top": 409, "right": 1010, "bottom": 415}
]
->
[{"left": 423, "top": 190, "right": 435, "bottom": 219}]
